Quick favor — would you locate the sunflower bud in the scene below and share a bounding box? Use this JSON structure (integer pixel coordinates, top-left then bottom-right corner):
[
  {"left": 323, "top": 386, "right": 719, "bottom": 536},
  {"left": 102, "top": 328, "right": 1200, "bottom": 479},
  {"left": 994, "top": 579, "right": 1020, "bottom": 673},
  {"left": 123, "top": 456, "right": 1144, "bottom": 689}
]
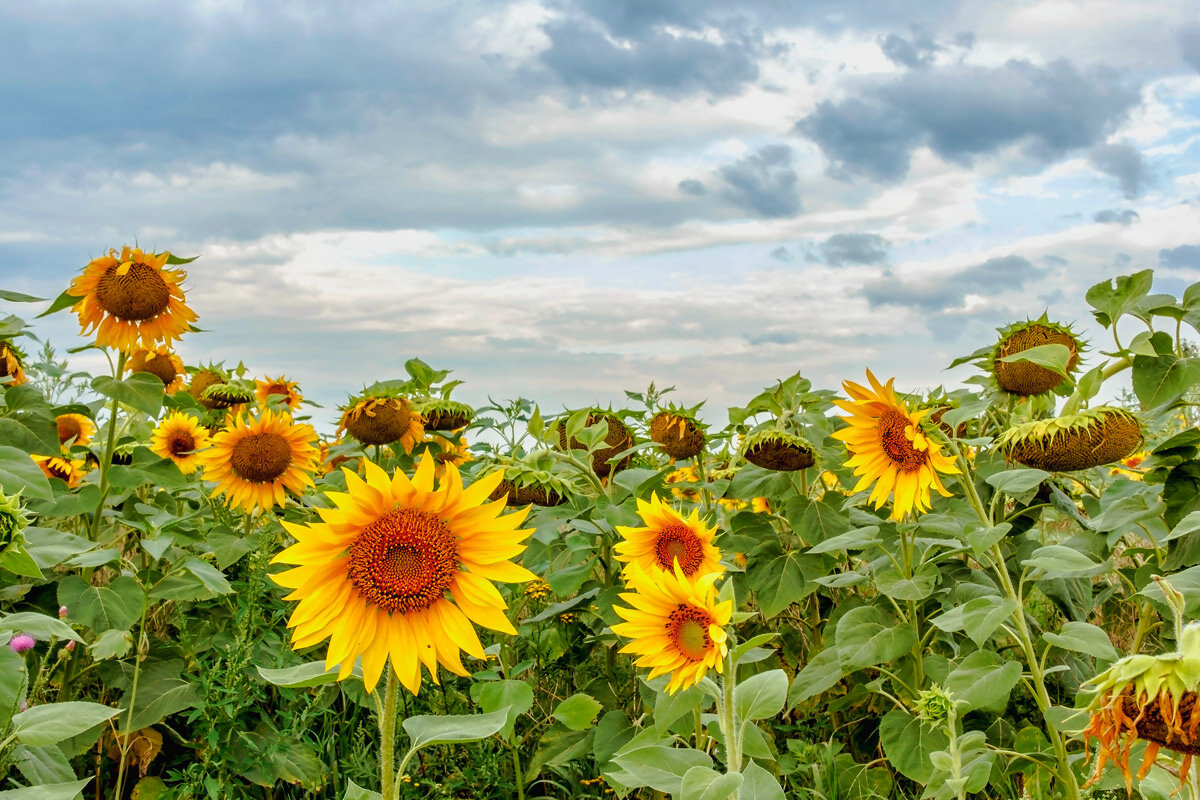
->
[
  {"left": 0, "top": 491, "right": 31, "bottom": 552},
  {"left": 915, "top": 684, "right": 955, "bottom": 726}
]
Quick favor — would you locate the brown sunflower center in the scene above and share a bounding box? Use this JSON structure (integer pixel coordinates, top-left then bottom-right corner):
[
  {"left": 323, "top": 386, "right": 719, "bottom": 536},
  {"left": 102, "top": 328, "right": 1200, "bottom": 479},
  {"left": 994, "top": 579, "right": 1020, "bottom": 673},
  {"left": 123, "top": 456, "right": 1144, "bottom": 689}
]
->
[
  {"left": 56, "top": 417, "right": 83, "bottom": 444},
  {"left": 666, "top": 604, "right": 714, "bottom": 662},
  {"left": 167, "top": 431, "right": 196, "bottom": 457},
  {"left": 139, "top": 354, "right": 178, "bottom": 386},
  {"left": 654, "top": 524, "right": 705, "bottom": 575},
  {"left": 345, "top": 400, "right": 411, "bottom": 445},
  {"left": 229, "top": 432, "right": 293, "bottom": 482},
  {"left": 95, "top": 262, "right": 171, "bottom": 321},
  {"left": 878, "top": 409, "right": 927, "bottom": 472},
  {"left": 347, "top": 507, "right": 459, "bottom": 614}
]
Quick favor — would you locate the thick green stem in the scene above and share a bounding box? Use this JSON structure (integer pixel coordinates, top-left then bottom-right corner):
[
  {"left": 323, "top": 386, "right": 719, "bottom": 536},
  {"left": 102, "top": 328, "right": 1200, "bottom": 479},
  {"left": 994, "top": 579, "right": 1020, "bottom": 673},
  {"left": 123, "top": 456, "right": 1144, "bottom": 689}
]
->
[
  {"left": 88, "top": 350, "right": 127, "bottom": 541},
  {"left": 113, "top": 598, "right": 149, "bottom": 800},
  {"left": 719, "top": 646, "right": 741, "bottom": 771},
  {"left": 380, "top": 667, "right": 398, "bottom": 800},
  {"left": 510, "top": 741, "right": 526, "bottom": 800}
]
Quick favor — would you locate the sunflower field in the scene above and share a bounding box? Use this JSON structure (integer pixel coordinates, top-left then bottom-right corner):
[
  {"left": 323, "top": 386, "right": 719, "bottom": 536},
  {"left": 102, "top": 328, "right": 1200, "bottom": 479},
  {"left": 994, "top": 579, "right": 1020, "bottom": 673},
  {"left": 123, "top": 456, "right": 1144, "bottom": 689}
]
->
[{"left": 2, "top": 253, "right": 1200, "bottom": 800}]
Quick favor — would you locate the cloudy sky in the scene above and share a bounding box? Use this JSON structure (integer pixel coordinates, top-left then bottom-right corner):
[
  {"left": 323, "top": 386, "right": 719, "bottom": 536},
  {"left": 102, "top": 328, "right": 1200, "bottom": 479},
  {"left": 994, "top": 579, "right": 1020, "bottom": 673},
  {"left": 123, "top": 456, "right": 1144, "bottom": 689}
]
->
[{"left": 2, "top": 0, "right": 1199, "bottom": 428}]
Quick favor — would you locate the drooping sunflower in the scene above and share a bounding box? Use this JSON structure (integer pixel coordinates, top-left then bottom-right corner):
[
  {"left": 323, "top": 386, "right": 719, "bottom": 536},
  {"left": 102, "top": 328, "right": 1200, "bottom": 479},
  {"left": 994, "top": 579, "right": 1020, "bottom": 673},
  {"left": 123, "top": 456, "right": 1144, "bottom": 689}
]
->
[
  {"left": 557, "top": 410, "right": 635, "bottom": 478},
  {"left": 0, "top": 341, "right": 26, "bottom": 386},
  {"left": 419, "top": 399, "right": 474, "bottom": 432},
  {"left": 256, "top": 375, "right": 304, "bottom": 411},
  {"left": 127, "top": 346, "right": 186, "bottom": 394},
  {"left": 649, "top": 409, "right": 706, "bottom": 460},
  {"left": 832, "top": 369, "right": 959, "bottom": 520},
  {"left": 55, "top": 413, "right": 96, "bottom": 449},
  {"left": 188, "top": 367, "right": 228, "bottom": 410},
  {"left": 997, "top": 407, "right": 1143, "bottom": 472},
  {"left": 201, "top": 382, "right": 255, "bottom": 411},
  {"left": 195, "top": 409, "right": 319, "bottom": 513},
  {"left": 270, "top": 454, "right": 536, "bottom": 693},
  {"left": 69, "top": 246, "right": 197, "bottom": 352},
  {"left": 740, "top": 429, "right": 816, "bottom": 472},
  {"left": 612, "top": 562, "right": 732, "bottom": 694},
  {"left": 339, "top": 395, "right": 425, "bottom": 452},
  {"left": 149, "top": 412, "right": 211, "bottom": 475},
  {"left": 989, "top": 317, "right": 1083, "bottom": 397},
  {"left": 32, "top": 455, "right": 86, "bottom": 488},
  {"left": 614, "top": 493, "right": 723, "bottom": 579}
]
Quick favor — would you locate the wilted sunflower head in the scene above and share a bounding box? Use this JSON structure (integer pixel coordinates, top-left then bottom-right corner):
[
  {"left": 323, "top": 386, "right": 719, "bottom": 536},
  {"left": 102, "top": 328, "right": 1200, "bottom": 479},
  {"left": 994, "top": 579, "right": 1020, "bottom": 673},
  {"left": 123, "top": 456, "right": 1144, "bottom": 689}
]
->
[
  {"left": 339, "top": 391, "right": 425, "bottom": 451},
  {"left": 0, "top": 341, "right": 26, "bottom": 386},
  {"left": 419, "top": 399, "right": 474, "bottom": 432},
  {"left": 201, "top": 382, "right": 255, "bottom": 410},
  {"left": 989, "top": 316, "right": 1083, "bottom": 397},
  {"left": 55, "top": 413, "right": 96, "bottom": 449},
  {"left": 556, "top": 410, "right": 635, "bottom": 478},
  {"left": 996, "top": 407, "right": 1143, "bottom": 472},
  {"left": 68, "top": 246, "right": 198, "bottom": 352},
  {"left": 649, "top": 408, "right": 707, "bottom": 460},
  {"left": 188, "top": 366, "right": 230, "bottom": 410},
  {"left": 255, "top": 375, "right": 303, "bottom": 411},
  {"left": 739, "top": 428, "right": 815, "bottom": 472},
  {"left": 487, "top": 457, "right": 578, "bottom": 507},
  {"left": 127, "top": 346, "right": 186, "bottom": 394}
]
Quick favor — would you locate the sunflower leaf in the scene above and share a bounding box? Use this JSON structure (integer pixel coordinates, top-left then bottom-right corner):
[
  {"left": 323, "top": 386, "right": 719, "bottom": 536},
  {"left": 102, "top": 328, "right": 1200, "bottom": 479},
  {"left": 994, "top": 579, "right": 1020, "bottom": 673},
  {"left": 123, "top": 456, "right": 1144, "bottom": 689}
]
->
[
  {"left": 0, "top": 290, "right": 45, "bottom": 303},
  {"left": 997, "top": 343, "right": 1073, "bottom": 376},
  {"left": 401, "top": 707, "right": 510, "bottom": 752},
  {"left": 91, "top": 373, "right": 164, "bottom": 418},
  {"left": 35, "top": 291, "right": 80, "bottom": 319}
]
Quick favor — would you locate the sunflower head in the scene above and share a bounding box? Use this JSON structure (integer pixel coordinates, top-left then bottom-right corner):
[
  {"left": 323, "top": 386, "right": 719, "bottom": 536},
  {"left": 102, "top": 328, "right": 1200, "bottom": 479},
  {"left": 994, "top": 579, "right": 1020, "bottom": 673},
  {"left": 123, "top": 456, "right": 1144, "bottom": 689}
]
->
[
  {"left": 615, "top": 493, "right": 723, "bottom": 579},
  {"left": 649, "top": 408, "right": 707, "bottom": 460},
  {"left": 487, "top": 457, "right": 578, "bottom": 507},
  {"left": 0, "top": 490, "right": 31, "bottom": 550},
  {"left": 427, "top": 434, "right": 472, "bottom": 476},
  {"left": 989, "top": 316, "right": 1084, "bottom": 397},
  {"left": 255, "top": 375, "right": 303, "bottom": 411},
  {"left": 996, "top": 407, "right": 1143, "bottom": 472},
  {"left": 32, "top": 455, "right": 86, "bottom": 489},
  {"left": 150, "top": 411, "right": 211, "bottom": 475},
  {"left": 201, "top": 382, "right": 255, "bottom": 410},
  {"left": 831, "top": 369, "right": 960, "bottom": 521},
  {"left": 740, "top": 428, "right": 816, "bottom": 472},
  {"left": 68, "top": 246, "right": 197, "bottom": 352},
  {"left": 188, "top": 366, "right": 231, "bottom": 410},
  {"left": 127, "top": 347, "right": 186, "bottom": 394},
  {"left": 556, "top": 410, "right": 635, "bottom": 478},
  {"left": 0, "top": 341, "right": 27, "bottom": 386},
  {"left": 195, "top": 408, "right": 319, "bottom": 513},
  {"left": 612, "top": 562, "right": 732, "bottom": 694},
  {"left": 1111, "top": 450, "right": 1150, "bottom": 481},
  {"left": 339, "top": 392, "right": 425, "bottom": 451},
  {"left": 55, "top": 413, "right": 96, "bottom": 449},
  {"left": 271, "top": 454, "right": 536, "bottom": 694},
  {"left": 419, "top": 399, "right": 474, "bottom": 432},
  {"left": 1082, "top": 623, "right": 1200, "bottom": 790}
]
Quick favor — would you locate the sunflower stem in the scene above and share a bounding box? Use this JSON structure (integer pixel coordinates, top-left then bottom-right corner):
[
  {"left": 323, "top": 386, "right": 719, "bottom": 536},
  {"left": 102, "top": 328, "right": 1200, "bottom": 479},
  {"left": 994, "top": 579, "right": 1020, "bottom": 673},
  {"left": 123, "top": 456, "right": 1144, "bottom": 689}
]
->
[
  {"left": 379, "top": 666, "right": 399, "bottom": 800},
  {"left": 719, "top": 643, "right": 742, "bottom": 772},
  {"left": 88, "top": 350, "right": 127, "bottom": 541}
]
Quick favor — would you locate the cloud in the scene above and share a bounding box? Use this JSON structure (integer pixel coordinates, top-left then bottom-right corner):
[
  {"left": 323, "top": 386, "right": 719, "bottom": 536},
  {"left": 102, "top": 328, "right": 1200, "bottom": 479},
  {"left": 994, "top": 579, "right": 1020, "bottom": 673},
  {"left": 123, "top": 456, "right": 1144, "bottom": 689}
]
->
[
  {"left": 863, "top": 255, "right": 1042, "bottom": 311},
  {"left": 812, "top": 233, "right": 890, "bottom": 266},
  {"left": 800, "top": 59, "right": 1141, "bottom": 182},
  {"left": 718, "top": 145, "right": 801, "bottom": 218},
  {"left": 769, "top": 246, "right": 795, "bottom": 262},
  {"left": 1160, "top": 244, "right": 1200, "bottom": 269},
  {"left": 678, "top": 179, "right": 708, "bottom": 196},
  {"left": 879, "top": 32, "right": 941, "bottom": 69},
  {"left": 1090, "top": 141, "right": 1147, "bottom": 198},
  {"left": 1182, "top": 25, "right": 1200, "bottom": 71},
  {"left": 1092, "top": 208, "right": 1140, "bottom": 225}
]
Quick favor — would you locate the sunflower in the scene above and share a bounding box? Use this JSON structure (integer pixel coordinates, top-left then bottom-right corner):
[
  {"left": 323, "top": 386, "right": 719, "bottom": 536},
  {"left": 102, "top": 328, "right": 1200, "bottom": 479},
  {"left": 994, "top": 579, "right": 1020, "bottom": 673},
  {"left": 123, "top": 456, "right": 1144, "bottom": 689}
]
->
[
  {"left": 55, "top": 413, "right": 96, "bottom": 448},
  {"left": 997, "top": 408, "right": 1143, "bottom": 472},
  {"left": 612, "top": 562, "right": 732, "bottom": 694},
  {"left": 339, "top": 396, "right": 425, "bottom": 452},
  {"left": 557, "top": 411, "right": 635, "bottom": 478},
  {"left": 270, "top": 454, "right": 536, "bottom": 693},
  {"left": 649, "top": 410, "right": 706, "bottom": 460},
  {"left": 68, "top": 246, "right": 197, "bottom": 352},
  {"left": 256, "top": 375, "right": 303, "bottom": 411},
  {"left": 990, "top": 318, "right": 1082, "bottom": 397},
  {"left": 740, "top": 429, "right": 816, "bottom": 472},
  {"left": 127, "top": 347, "right": 186, "bottom": 394},
  {"left": 32, "top": 455, "right": 86, "bottom": 488},
  {"left": 429, "top": 434, "right": 472, "bottom": 477},
  {"left": 149, "top": 412, "right": 211, "bottom": 475},
  {"left": 0, "top": 341, "right": 25, "bottom": 386},
  {"left": 195, "top": 409, "right": 319, "bottom": 513},
  {"left": 832, "top": 369, "right": 959, "bottom": 521},
  {"left": 201, "top": 383, "right": 255, "bottom": 410},
  {"left": 419, "top": 399, "right": 474, "bottom": 432},
  {"left": 1111, "top": 451, "right": 1149, "bottom": 481},
  {"left": 188, "top": 368, "right": 228, "bottom": 410},
  {"left": 615, "top": 493, "right": 723, "bottom": 579}
]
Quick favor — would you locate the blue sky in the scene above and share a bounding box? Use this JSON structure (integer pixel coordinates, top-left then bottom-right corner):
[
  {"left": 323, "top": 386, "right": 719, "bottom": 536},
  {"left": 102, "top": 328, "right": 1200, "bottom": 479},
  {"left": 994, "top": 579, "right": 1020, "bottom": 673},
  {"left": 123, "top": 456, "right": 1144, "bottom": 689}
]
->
[{"left": 2, "top": 0, "right": 1199, "bottom": 429}]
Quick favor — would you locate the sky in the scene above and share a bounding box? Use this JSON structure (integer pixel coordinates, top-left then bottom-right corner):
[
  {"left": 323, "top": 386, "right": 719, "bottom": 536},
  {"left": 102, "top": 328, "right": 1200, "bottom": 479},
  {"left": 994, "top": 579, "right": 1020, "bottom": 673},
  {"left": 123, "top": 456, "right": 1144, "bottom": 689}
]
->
[{"left": 1, "top": 0, "right": 1199, "bottom": 430}]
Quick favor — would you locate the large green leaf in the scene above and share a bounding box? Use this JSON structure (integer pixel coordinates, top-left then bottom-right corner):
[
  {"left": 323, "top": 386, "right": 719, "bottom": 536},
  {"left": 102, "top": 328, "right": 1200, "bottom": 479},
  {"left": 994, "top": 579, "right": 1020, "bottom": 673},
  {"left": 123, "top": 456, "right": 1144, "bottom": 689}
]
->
[
  {"left": 997, "top": 344, "right": 1072, "bottom": 376},
  {"left": 11, "top": 702, "right": 121, "bottom": 746},
  {"left": 680, "top": 766, "right": 743, "bottom": 800},
  {"left": 835, "top": 606, "right": 916, "bottom": 672},
  {"left": 0, "top": 290, "right": 45, "bottom": 303},
  {"left": 57, "top": 576, "right": 145, "bottom": 633},
  {"left": 472, "top": 680, "right": 533, "bottom": 739},
  {"left": 750, "top": 547, "right": 822, "bottom": 618},
  {"left": 0, "top": 779, "right": 92, "bottom": 800},
  {"left": 1042, "top": 621, "right": 1118, "bottom": 661},
  {"left": 0, "top": 612, "right": 82, "bottom": 643},
  {"left": 553, "top": 693, "right": 603, "bottom": 731},
  {"left": 90, "top": 373, "right": 164, "bottom": 417},
  {"left": 257, "top": 662, "right": 344, "bottom": 689},
  {"left": 787, "top": 647, "right": 843, "bottom": 707},
  {"left": 1086, "top": 269, "right": 1153, "bottom": 327},
  {"left": 930, "top": 596, "right": 1017, "bottom": 647},
  {"left": 0, "top": 446, "right": 52, "bottom": 501},
  {"left": 1132, "top": 353, "right": 1200, "bottom": 411},
  {"left": 734, "top": 669, "right": 788, "bottom": 721},
  {"left": 611, "top": 742, "right": 712, "bottom": 795},
  {"left": 944, "top": 651, "right": 1022, "bottom": 713},
  {"left": 402, "top": 707, "right": 510, "bottom": 751},
  {"left": 878, "top": 709, "right": 949, "bottom": 784},
  {"left": 738, "top": 760, "right": 785, "bottom": 800}
]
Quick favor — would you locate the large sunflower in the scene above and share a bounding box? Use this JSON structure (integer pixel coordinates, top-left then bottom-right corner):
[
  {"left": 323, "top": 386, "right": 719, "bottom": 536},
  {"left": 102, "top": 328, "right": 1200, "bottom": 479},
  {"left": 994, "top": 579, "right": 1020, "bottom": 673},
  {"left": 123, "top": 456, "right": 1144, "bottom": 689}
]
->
[
  {"left": 614, "top": 493, "right": 723, "bottom": 579},
  {"left": 150, "top": 412, "right": 211, "bottom": 475},
  {"left": 256, "top": 375, "right": 303, "bottom": 411},
  {"left": 270, "top": 454, "right": 535, "bottom": 693},
  {"left": 0, "top": 342, "right": 25, "bottom": 386},
  {"left": 55, "top": 413, "right": 96, "bottom": 449},
  {"left": 195, "top": 409, "right": 319, "bottom": 513},
  {"left": 612, "top": 562, "right": 732, "bottom": 694},
  {"left": 127, "top": 346, "right": 186, "bottom": 394},
  {"left": 832, "top": 369, "right": 959, "bottom": 520},
  {"left": 69, "top": 247, "right": 197, "bottom": 352}
]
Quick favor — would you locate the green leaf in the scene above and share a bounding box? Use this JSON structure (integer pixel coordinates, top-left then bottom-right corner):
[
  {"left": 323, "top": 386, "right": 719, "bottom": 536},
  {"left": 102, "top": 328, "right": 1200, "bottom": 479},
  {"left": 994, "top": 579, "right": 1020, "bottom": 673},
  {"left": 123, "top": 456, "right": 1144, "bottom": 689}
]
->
[
  {"left": 12, "top": 742, "right": 75, "bottom": 787},
  {"left": 734, "top": 669, "right": 788, "bottom": 721},
  {"left": 553, "top": 693, "right": 603, "bottom": 731},
  {"left": 1166, "top": 510, "right": 1200, "bottom": 543},
  {"left": 807, "top": 526, "right": 880, "bottom": 554},
  {"left": 787, "top": 647, "right": 843, "bottom": 707},
  {"left": 0, "top": 613, "right": 82, "bottom": 643},
  {"left": 966, "top": 523, "right": 1011, "bottom": 557},
  {"left": 986, "top": 468, "right": 1051, "bottom": 495},
  {"left": 611, "top": 743, "right": 712, "bottom": 795},
  {"left": 738, "top": 760, "right": 785, "bottom": 800},
  {"left": 0, "top": 779, "right": 92, "bottom": 800},
  {"left": 0, "top": 446, "right": 52, "bottom": 501},
  {"left": 0, "top": 415, "right": 61, "bottom": 457},
  {"left": 945, "top": 651, "right": 1022, "bottom": 713},
  {"left": 1021, "top": 545, "right": 1105, "bottom": 579},
  {"left": 1132, "top": 353, "right": 1200, "bottom": 411},
  {"left": 257, "top": 662, "right": 346, "bottom": 688},
  {"left": 997, "top": 343, "right": 1072, "bottom": 376},
  {"left": 343, "top": 779, "right": 384, "bottom": 800},
  {"left": 471, "top": 681, "right": 533, "bottom": 739},
  {"left": 57, "top": 576, "right": 145, "bottom": 633},
  {"left": 872, "top": 563, "right": 939, "bottom": 601},
  {"left": 680, "top": 766, "right": 744, "bottom": 800},
  {"left": 1086, "top": 269, "right": 1154, "bottom": 327},
  {"left": 36, "top": 291, "right": 82, "bottom": 318},
  {"left": 12, "top": 702, "right": 122, "bottom": 746},
  {"left": 878, "top": 709, "right": 949, "bottom": 784},
  {"left": 835, "top": 605, "right": 917, "bottom": 672},
  {"left": 90, "top": 373, "right": 164, "bottom": 417},
  {"left": 0, "top": 648, "right": 27, "bottom": 731},
  {"left": 1042, "top": 621, "right": 1118, "bottom": 661},
  {"left": 930, "top": 596, "right": 1017, "bottom": 648},
  {"left": 180, "top": 558, "right": 233, "bottom": 595},
  {"left": 750, "top": 549, "right": 821, "bottom": 618},
  {"left": 0, "top": 546, "right": 42, "bottom": 579},
  {"left": 401, "top": 708, "right": 510, "bottom": 751},
  {"left": 0, "top": 290, "right": 45, "bottom": 303},
  {"left": 88, "top": 629, "right": 132, "bottom": 661},
  {"left": 733, "top": 633, "right": 778, "bottom": 663}
]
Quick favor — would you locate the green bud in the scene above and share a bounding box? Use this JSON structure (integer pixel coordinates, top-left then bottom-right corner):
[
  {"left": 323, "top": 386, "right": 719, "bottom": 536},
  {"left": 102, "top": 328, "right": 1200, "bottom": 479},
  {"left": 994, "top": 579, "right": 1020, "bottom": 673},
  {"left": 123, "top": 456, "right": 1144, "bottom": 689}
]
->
[
  {"left": 915, "top": 684, "right": 955, "bottom": 727},
  {"left": 0, "top": 490, "right": 30, "bottom": 550}
]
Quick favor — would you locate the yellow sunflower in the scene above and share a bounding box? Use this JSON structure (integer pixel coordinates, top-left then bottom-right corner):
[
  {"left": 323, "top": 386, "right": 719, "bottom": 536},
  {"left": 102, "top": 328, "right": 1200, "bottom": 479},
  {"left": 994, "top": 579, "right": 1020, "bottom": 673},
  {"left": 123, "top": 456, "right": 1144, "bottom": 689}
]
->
[
  {"left": 69, "top": 246, "right": 197, "bottom": 352},
  {"left": 270, "top": 454, "right": 536, "bottom": 693},
  {"left": 195, "top": 408, "right": 319, "bottom": 513},
  {"left": 832, "top": 369, "right": 959, "bottom": 520},
  {"left": 612, "top": 562, "right": 732, "bottom": 694},
  {"left": 32, "top": 454, "right": 86, "bottom": 488},
  {"left": 0, "top": 342, "right": 25, "bottom": 386},
  {"left": 430, "top": 434, "right": 472, "bottom": 477},
  {"left": 338, "top": 396, "right": 425, "bottom": 453},
  {"left": 55, "top": 413, "right": 96, "bottom": 448},
  {"left": 150, "top": 412, "right": 211, "bottom": 475},
  {"left": 127, "top": 346, "right": 186, "bottom": 394},
  {"left": 614, "top": 493, "right": 723, "bottom": 579},
  {"left": 255, "top": 375, "right": 304, "bottom": 411}
]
